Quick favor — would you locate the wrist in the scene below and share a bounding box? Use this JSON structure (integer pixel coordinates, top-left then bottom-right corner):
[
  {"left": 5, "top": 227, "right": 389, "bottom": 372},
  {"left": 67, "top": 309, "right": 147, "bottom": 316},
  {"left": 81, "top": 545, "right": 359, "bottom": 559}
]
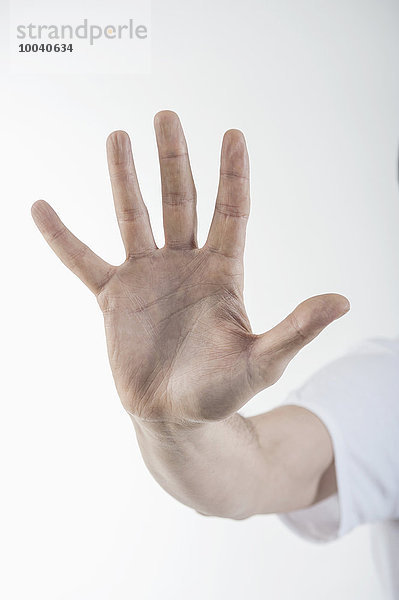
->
[{"left": 130, "top": 411, "right": 240, "bottom": 446}]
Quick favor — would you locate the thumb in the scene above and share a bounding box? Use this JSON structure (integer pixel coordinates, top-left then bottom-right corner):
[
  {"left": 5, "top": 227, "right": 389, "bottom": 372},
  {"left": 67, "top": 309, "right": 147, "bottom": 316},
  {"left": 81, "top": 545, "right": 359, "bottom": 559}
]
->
[{"left": 248, "top": 293, "right": 350, "bottom": 393}]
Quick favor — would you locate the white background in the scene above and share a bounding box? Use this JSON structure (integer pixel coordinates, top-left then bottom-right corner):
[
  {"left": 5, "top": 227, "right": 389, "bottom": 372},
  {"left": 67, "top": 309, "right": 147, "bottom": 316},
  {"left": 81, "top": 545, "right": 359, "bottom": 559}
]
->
[{"left": 1, "top": 1, "right": 399, "bottom": 598}]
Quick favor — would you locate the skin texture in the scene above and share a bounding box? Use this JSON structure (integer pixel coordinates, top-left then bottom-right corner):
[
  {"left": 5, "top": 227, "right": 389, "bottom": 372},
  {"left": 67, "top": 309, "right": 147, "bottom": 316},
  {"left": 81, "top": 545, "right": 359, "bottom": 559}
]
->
[{"left": 32, "top": 111, "right": 348, "bottom": 518}]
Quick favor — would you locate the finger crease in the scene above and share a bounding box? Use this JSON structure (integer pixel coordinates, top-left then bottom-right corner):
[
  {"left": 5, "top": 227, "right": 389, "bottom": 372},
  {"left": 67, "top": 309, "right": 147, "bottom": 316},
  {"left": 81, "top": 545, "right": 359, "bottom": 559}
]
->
[
  {"left": 96, "top": 267, "right": 117, "bottom": 297},
  {"left": 159, "top": 151, "right": 188, "bottom": 160},
  {"left": 215, "top": 204, "right": 248, "bottom": 219},
  {"left": 126, "top": 248, "right": 158, "bottom": 260},
  {"left": 48, "top": 226, "right": 67, "bottom": 242},
  {"left": 163, "top": 193, "right": 196, "bottom": 207},
  {"left": 288, "top": 312, "right": 307, "bottom": 341},
  {"left": 220, "top": 170, "right": 249, "bottom": 181},
  {"left": 117, "top": 208, "right": 147, "bottom": 222},
  {"left": 205, "top": 245, "right": 240, "bottom": 260}
]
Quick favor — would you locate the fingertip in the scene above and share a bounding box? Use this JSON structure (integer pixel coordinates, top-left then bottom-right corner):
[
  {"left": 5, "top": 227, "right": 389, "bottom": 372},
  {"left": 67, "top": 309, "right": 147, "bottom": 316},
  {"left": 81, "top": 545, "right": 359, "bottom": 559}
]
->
[
  {"left": 31, "top": 199, "right": 44, "bottom": 214},
  {"left": 153, "top": 111, "right": 187, "bottom": 156},
  {"left": 154, "top": 110, "right": 180, "bottom": 128},
  {"left": 334, "top": 293, "right": 350, "bottom": 316},
  {"left": 107, "top": 129, "right": 129, "bottom": 142},
  {"left": 296, "top": 294, "right": 350, "bottom": 335},
  {"left": 223, "top": 129, "right": 246, "bottom": 146},
  {"left": 106, "top": 130, "right": 131, "bottom": 158},
  {"left": 320, "top": 293, "right": 350, "bottom": 320},
  {"left": 222, "top": 130, "right": 248, "bottom": 159},
  {"left": 31, "top": 200, "right": 62, "bottom": 236},
  {"left": 153, "top": 111, "right": 184, "bottom": 146},
  {"left": 31, "top": 199, "right": 53, "bottom": 221}
]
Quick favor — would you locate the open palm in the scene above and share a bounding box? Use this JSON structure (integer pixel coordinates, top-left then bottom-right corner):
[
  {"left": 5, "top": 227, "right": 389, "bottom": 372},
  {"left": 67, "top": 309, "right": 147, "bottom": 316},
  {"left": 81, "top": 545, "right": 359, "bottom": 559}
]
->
[{"left": 32, "top": 111, "right": 349, "bottom": 424}]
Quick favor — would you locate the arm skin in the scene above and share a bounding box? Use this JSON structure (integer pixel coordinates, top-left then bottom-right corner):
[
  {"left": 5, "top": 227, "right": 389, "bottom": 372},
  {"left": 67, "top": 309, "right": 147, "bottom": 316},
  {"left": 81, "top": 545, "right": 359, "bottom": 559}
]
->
[
  {"left": 32, "top": 110, "right": 346, "bottom": 520},
  {"left": 132, "top": 407, "right": 337, "bottom": 519},
  {"left": 132, "top": 407, "right": 337, "bottom": 520}
]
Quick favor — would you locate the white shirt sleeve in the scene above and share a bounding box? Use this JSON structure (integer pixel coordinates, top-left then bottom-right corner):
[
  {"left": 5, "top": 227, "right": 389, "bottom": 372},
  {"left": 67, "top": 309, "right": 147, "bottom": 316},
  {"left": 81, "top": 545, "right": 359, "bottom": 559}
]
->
[{"left": 278, "top": 337, "right": 399, "bottom": 543}]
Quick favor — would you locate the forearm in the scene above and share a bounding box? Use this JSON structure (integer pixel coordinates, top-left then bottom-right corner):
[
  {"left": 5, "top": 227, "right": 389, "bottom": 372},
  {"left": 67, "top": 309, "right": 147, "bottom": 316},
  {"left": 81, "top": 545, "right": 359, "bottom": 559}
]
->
[{"left": 132, "top": 405, "right": 336, "bottom": 519}]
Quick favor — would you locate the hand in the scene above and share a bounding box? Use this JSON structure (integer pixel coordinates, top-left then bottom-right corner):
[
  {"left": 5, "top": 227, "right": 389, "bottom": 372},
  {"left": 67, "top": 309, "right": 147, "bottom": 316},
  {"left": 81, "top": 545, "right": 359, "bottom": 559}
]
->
[{"left": 32, "top": 111, "right": 349, "bottom": 424}]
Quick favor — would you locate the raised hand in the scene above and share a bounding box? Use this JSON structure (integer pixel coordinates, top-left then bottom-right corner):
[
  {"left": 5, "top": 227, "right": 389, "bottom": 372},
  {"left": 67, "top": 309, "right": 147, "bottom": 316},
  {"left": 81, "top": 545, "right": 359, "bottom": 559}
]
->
[{"left": 32, "top": 111, "right": 349, "bottom": 425}]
